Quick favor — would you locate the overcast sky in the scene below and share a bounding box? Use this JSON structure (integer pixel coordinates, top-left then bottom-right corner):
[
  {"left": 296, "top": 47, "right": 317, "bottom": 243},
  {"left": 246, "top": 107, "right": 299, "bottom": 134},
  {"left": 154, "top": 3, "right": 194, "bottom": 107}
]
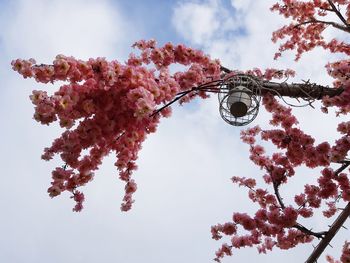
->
[{"left": 0, "top": 0, "right": 349, "bottom": 262}]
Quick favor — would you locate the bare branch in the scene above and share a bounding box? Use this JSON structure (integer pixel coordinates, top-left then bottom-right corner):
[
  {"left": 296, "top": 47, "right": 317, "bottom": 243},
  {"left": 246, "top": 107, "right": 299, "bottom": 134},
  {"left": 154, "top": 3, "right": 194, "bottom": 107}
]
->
[
  {"left": 150, "top": 80, "right": 222, "bottom": 117},
  {"left": 334, "top": 162, "right": 350, "bottom": 175},
  {"left": 305, "top": 202, "right": 350, "bottom": 263},
  {"left": 150, "top": 89, "right": 194, "bottom": 117},
  {"left": 293, "top": 223, "right": 327, "bottom": 239},
  {"left": 320, "top": 7, "right": 333, "bottom": 12},
  {"left": 220, "top": 66, "right": 231, "bottom": 73},
  {"left": 327, "top": 0, "right": 350, "bottom": 28}
]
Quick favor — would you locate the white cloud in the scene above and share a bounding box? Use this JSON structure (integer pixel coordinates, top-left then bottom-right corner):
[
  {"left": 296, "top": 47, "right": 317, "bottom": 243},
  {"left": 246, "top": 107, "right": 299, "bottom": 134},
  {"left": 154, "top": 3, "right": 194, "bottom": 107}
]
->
[
  {"left": 230, "top": 0, "right": 251, "bottom": 11},
  {"left": 0, "top": 0, "right": 133, "bottom": 61},
  {"left": 172, "top": 0, "right": 221, "bottom": 45}
]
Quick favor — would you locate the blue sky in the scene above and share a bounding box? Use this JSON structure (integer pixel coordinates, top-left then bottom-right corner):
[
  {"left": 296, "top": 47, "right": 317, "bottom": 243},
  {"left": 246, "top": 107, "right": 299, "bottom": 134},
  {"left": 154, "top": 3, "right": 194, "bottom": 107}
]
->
[
  {"left": 0, "top": 0, "right": 349, "bottom": 263},
  {"left": 117, "top": 0, "right": 181, "bottom": 43}
]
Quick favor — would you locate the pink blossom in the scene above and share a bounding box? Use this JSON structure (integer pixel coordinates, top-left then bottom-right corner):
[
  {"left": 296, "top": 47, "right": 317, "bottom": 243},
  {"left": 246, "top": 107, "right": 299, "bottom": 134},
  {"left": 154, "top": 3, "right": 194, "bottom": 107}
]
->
[{"left": 13, "top": 40, "right": 222, "bottom": 213}]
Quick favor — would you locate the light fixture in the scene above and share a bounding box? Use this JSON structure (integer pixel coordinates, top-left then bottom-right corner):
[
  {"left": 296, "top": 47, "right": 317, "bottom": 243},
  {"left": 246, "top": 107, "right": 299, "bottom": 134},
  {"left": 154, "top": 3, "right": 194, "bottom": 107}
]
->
[{"left": 218, "top": 74, "right": 261, "bottom": 126}]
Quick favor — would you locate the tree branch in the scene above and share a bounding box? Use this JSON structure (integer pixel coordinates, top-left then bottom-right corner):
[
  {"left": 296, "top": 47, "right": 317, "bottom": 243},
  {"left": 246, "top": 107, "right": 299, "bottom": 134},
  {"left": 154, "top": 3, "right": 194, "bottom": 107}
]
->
[
  {"left": 320, "top": 7, "right": 333, "bottom": 12},
  {"left": 334, "top": 161, "right": 350, "bottom": 175},
  {"left": 295, "top": 19, "right": 350, "bottom": 34},
  {"left": 305, "top": 202, "right": 350, "bottom": 263},
  {"left": 150, "top": 89, "right": 194, "bottom": 117},
  {"left": 220, "top": 66, "right": 231, "bottom": 73},
  {"left": 269, "top": 168, "right": 327, "bottom": 239},
  {"left": 272, "top": 180, "right": 285, "bottom": 209},
  {"left": 293, "top": 223, "right": 327, "bottom": 239},
  {"left": 302, "top": 162, "right": 350, "bottom": 262},
  {"left": 150, "top": 80, "right": 222, "bottom": 117},
  {"left": 327, "top": 0, "right": 350, "bottom": 28}
]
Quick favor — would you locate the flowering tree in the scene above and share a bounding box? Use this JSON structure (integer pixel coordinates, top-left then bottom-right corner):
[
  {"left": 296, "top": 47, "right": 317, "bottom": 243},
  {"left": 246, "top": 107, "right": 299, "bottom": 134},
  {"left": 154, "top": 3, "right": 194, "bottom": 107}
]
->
[{"left": 11, "top": 0, "right": 350, "bottom": 262}]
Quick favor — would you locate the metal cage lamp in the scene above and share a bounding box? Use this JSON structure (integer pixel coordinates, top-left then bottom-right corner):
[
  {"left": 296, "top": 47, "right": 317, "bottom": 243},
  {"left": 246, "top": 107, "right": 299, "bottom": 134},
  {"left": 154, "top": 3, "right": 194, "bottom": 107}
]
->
[{"left": 218, "top": 74, "right": 261, "bottom": 126}]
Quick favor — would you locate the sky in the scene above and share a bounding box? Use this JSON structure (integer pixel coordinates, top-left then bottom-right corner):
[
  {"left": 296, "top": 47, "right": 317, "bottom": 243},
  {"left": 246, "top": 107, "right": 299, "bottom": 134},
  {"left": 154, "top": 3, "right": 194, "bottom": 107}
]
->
[{"left": 0, "top": 0, "right": 349, "bottom": 262}]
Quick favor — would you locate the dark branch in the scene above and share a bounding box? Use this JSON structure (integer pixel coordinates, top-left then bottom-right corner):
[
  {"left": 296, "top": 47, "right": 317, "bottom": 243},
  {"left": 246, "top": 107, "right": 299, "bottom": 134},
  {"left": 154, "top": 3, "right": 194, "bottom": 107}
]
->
[
  {"left": 272, "top": 180, "right": 285, "bottom": 209},
  {"left": 150, "top": 80, "right": 222, "bottom": 117},
  {"left": 305, "top": 202, "right": 350, "bottom": 263},
  {"left": 293, "top": 223, "right": 327, "bottom": 239},
  {"left": 320, "top": 7, "right": 333, "bottom": 12},
  {"left": 302, "top": 162, "right": 350, "bottom": 262},
  {"left": 334, "top": 161, "right": 350, "bottom": 175},
  {"left": 327, "top": 0, "right": 350, "bottom": 28},
  {"left": 220, "top": 66, "right": 231, "bottom": 73},
  {"left": 150, "top": 89, "right": 194, "bottom": 117}
]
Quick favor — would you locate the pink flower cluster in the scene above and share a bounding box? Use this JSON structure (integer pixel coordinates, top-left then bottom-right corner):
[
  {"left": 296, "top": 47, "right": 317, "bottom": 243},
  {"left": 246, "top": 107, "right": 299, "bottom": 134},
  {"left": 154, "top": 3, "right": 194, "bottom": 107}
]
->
[
  {"left": 13, "top": 40, "right": 221, "bottom": 212},
  {"left": 213, "top": 201, "right": 312, "bottom": 262},
  {"left": 322, "top": 60, "right": 350, "bottom": 114}
]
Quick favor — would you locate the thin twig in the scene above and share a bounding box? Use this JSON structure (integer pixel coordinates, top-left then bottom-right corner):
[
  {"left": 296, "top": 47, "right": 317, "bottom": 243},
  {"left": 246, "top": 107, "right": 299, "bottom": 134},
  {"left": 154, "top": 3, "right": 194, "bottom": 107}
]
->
[
  {"left": 150, "top": 90, "right": 193, "bottom": 117},
  {"left": 150, "top": 80, "right": 222, "bottom": 117}
]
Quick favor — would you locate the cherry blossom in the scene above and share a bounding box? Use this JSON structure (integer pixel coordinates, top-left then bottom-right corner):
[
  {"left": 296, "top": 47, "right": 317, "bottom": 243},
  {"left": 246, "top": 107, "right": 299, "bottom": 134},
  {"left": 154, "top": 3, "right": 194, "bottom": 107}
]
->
[{"left": 12, "top": 40, "right": 221, "bottom": 212}]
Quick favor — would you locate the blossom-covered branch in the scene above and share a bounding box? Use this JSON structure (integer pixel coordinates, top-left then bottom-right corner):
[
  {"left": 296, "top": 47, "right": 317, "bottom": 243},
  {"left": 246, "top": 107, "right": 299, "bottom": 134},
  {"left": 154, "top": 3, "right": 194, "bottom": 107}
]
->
[
  {"left": 271, "top": 0, "right": 350, "bottom": 60},
  {"left": 12, "top": 40, "right": 221, "bottom": 211}
]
